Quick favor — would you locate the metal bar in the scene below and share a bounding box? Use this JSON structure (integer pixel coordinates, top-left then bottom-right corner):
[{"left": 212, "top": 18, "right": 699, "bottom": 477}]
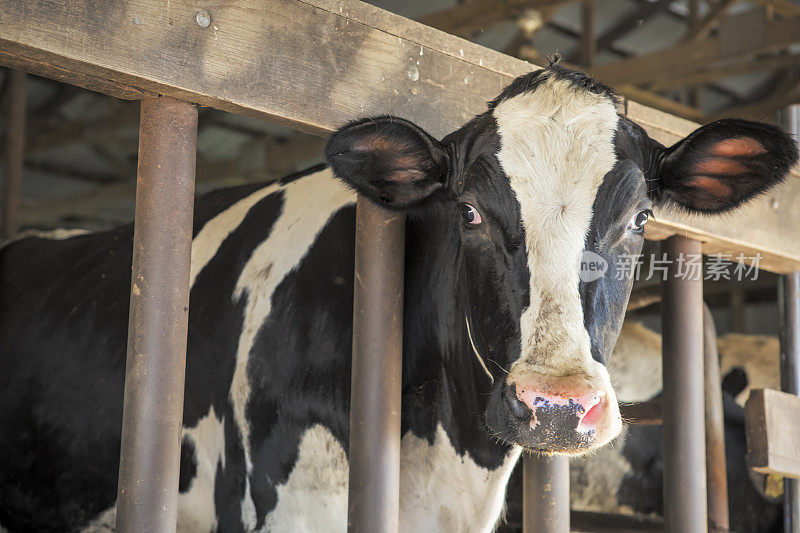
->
[
  {"left": 703, "top": 303, "right": 730, "bottom": 533},
  {"left": 781, "top": 103, "right": 800, "bottom": 533},
  {"left": 347, "top": 197, "right": 405, "bottom": 533},
  {"left": 115, "top": 96, "right": 197, "bottom": 533},
  {"left": 661, "top": 235, "right": 707, "bottom": 533},
  {"left": 2, "top": 69, "right": 25, "bottom": 239},
  {"left": 523, "top": 454, "right": 570, "bottom": 533},
  {"left": 780, "top": 272, "right": 800, "bottom": 533}
]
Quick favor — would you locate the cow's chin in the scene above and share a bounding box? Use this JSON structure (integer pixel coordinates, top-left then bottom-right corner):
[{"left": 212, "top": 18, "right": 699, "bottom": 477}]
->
[{"left": 484, "top": 379, "right": 623, "bottom": 456}]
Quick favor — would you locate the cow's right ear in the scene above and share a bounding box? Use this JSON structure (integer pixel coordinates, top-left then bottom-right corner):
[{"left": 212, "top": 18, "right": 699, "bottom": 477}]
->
[{"left": 325, "top": 116, "right": 449, "bottom": 209}]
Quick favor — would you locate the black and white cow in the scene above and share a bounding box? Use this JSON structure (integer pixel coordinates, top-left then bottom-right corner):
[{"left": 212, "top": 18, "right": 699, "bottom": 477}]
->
[{"left": 1, "top": 63, "right": 796, "bottom": 532}]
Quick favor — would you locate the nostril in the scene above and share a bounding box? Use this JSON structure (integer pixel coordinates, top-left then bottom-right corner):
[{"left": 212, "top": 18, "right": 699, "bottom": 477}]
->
[
  {"left": 505, "top": 383, "right": 532, "bottom": 421},
  {"left": 578, "top": 398, "right": 604, "bottom": 432}
]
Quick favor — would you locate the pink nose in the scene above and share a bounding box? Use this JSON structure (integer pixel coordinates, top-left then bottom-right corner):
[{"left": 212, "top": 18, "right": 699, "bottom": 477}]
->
[{"left": 514, "top": 385, "right": 605, "bottom": 432}]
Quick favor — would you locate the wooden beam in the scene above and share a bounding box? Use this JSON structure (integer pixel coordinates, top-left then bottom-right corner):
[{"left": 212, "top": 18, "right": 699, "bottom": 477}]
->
[
  {"left": 1, "top": 0, "right": 800, "bottom": 272},
  {"left": 752, "top": 0, "right": 800, "bottom": 19},
  {"left": 746, "top": 388, "right": 800, "bottom": 479},
  {"left": 707, "top": 77, "right": 800, "bottom": 122},
  {"left": 418, "top": 0, "right": 573, "bottom": 38},
  {"left": 582, "top": 0, "right": 672, "bottom": 58},
  {"left": 683, "top": 0, "right": 738, "bottom": 43},
  {"left": 591, "top": 15, "right": 800, "bottom": 86},
  {"left": 649, "top": 53, "right": 800, "bottom": 92}
]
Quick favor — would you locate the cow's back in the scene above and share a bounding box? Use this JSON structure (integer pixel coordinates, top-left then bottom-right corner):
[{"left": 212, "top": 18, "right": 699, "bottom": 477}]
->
[{"left": 0, "top": 168, "right": 358, "bottom": 532}]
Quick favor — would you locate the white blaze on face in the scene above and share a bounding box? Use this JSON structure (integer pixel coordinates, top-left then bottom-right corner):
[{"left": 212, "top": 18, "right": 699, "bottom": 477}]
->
[{"left": 493, "top": 75, "right": 618, "bottom": 385}]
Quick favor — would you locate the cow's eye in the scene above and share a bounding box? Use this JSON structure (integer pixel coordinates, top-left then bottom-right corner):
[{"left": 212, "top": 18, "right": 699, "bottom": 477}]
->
[
  {"left": 460, "top": 203, "right": 482, "bottom": 225},
  {"left": 629, "top": 209, "right": 653, "bottom": 234}
]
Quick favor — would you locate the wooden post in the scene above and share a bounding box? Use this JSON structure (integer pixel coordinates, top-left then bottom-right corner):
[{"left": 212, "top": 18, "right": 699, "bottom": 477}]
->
[
  {"left": 115, "top": 96, "right": 197, "bottom": 533},
  {"left": 523, "top": 454, "right": 570, "bottom": 533},
  {"left": 2, "top": 69, "right": 25, "bottom": 239},
  {"left": 661, "top": 236, "right": 707, "bottom": 533},
  {"left": 347, "top": 198, "right": 405, "bottom": 533}
]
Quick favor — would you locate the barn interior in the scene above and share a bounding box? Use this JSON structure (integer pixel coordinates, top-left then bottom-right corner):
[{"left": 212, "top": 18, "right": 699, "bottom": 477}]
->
[{"left": 1, "top": 0, "right": 798, "bottom": 531}]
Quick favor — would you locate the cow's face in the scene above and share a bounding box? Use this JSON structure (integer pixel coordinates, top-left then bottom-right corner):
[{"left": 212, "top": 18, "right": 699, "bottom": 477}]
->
[{"left": 326, "top": 64, "right": 797, "bottom": 454}]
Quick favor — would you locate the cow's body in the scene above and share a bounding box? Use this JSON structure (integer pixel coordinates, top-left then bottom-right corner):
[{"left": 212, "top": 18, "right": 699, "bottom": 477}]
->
[
  {"left": 1, "top": 63, "right": 796, "bottom": 532},
  {"left": 0, "top": 168, "right": 520, "bottom": 532}
]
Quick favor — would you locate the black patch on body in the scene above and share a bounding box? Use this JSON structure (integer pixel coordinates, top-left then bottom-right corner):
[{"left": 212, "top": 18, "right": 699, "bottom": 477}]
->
[
  {"left": 0, "top": 182, "right": 283, "bottom": 532},
  {"left": 179, "top": 438, "right": 198, "bottom": 493}
]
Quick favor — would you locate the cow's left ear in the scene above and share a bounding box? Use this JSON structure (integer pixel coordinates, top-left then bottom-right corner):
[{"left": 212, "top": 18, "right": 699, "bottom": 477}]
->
[
  {"left": 648, "top": 118, "right": 798, "bottom": 213},
  {"left": 325, "top": 116, "right": 449, "bottom": 209}
]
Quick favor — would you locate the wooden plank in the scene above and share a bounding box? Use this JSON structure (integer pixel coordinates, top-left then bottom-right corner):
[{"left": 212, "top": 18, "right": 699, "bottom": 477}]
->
[
  {"left": 1, "top": 0, "right": 799, "bottom": 272},
  {"left": 745, "top": 388, "right": 800, "bottom": 479},
  {"left": 592, "top": 15, "right": 800, "bottom": 86},
  {"left": 418, "top": 0, "right": 573, "bottom": 38},
  {"left": 648, "top": 53, "right": 800, "bottom": 92}
]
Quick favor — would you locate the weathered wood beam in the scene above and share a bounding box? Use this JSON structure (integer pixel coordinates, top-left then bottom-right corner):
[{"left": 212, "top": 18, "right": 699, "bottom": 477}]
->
[
  {"left": 1, "top": 0, "right": 800, "bottom": 272},
  {"left": 418, "top": 0, "right": 574, "bottom": 38},
  {"left": 752, "top": 0, "right": 800, "bottom": 19},
  {"left": 648, "top": 53, "right": 800, "bottom": 92},
  {"left": 575, "top": 0, "right": 672, "bottom": 60},
  {"left": 545, "top": 16, "right": 746, "bottom": 106},
  {"left": 591, "top": 15, "right": 800, "bottom": 86},
  {"left": 707, "top": 75, "right": 800, "bottom": 122},
  {"left": 682, "top": 0, "right": 738, "bottom": 43},
  {"left": 746, "top": 388, "right": 800, "bottom": 479}
]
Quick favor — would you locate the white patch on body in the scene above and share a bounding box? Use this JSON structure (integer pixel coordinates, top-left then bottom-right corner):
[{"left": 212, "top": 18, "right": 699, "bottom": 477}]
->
[
  {"left": 177, "top": 407, "right": 226, "bottom": 532},
  {"left": 262, "top": 425, "right": 349, "bottom": 532},
  {"left": 718, "top": 333, "right": 779, "bottom": 405},
  {"left": 190, "top": 182, "right": 282, "bottom": 287},
  {"left": 262, "top": 424, "right": 521, "bottom": 533},
  {"left": 399, "top": 425, "right": 521, "bottom": 533},
  {"left": 80, "top": 506, "right": 116, "bottom": 533},
  {"left": 607, "top": 321, "right": 663, "bottom": 403},
  {"left": 493, "top": 75, "right": 621, "bottom": 444},
  {"left": 227, "top": 170, "right": 355, "bottom": 527}
]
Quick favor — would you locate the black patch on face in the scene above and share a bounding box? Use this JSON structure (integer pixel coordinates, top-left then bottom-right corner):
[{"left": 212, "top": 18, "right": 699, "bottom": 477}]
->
[
  {"left": 579, "top": 123, "right": 653, "bottom": 365},
  {"left": 179, "top": 438, "right": 197, "bottom": 493}
]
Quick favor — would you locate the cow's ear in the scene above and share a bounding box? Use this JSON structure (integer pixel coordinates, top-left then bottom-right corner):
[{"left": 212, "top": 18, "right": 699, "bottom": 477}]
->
[
  {"left": 325, "top": 116, "right": 449, "bottom": 208},
  {"left": 647, "top": 118, "right": 798, "bottom": 213}
]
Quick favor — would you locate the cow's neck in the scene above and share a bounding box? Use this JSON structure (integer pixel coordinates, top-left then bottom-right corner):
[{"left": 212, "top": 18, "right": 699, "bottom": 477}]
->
[{"left": 402, "top": 208, "right": 513, "bottom": 470}]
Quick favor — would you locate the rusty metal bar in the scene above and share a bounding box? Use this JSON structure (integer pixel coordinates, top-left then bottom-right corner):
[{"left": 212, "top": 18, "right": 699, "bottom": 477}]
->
[
  {"left": 780, "top": 271, "right": 800, "bottom": 533},
  {"left": 523, "top": 454, "right": 570, "bottom": 533},
  {"left": 347, "top": 197, "right": 405, "bottom": 533},
  {"left": 703, "top": 303, "right": 730, "bottom": 533},
  {"left": 2, "top": 69, "right": 25, "bottom": 239},
  {"left": 661, "top": 235, "right": 707, "bottom": 533},
  {"left": 115, "top": 96, "right": 197, "bottom": 533}
]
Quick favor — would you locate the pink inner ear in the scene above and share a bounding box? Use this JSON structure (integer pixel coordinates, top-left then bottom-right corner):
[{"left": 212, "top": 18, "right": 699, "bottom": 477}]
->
[
  {"left": 353, "top": 135, "right": 399, "bottom": 153},
  {"left": 688, "top": 175, "right": 733, "bottom": 198},
  {"left": 692, "top": 158, "right": 748, "bottom": 176},
  {"left": 711, "top": 137, "right": 767, "bottom": 158}
]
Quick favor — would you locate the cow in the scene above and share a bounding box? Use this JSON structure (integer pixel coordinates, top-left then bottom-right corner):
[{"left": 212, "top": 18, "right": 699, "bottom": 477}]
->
[{"left": 1, "top": 62, "right": 796, "bottom": 532}]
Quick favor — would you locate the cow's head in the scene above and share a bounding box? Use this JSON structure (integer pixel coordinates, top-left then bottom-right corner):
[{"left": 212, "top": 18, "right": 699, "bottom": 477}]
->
[{"left": 325, "top": 63, "right": 797, "bottom": 454}]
